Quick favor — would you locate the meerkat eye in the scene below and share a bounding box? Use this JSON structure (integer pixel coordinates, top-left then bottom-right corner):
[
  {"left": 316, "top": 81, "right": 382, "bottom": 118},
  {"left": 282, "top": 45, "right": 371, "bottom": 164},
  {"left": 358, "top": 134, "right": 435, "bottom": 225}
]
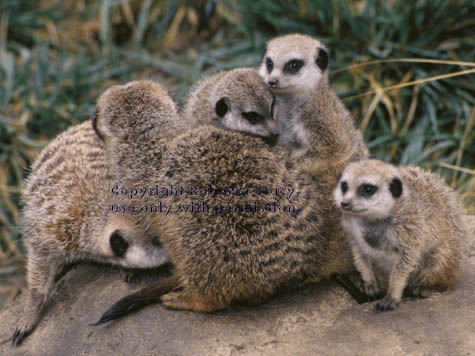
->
[
  {"left": 341, "top": 181, "right": 348, "bottom": 193},
  {"left": 358, "top": 184, "right": 378, "bottom": 198},
  {"left": 284, "top": 59, "right": 304, "bottom": 74},
  {"left": 266, "top": 58, "right": 273, "bottom": 73},
  {"left": 242, "top": 111, "right": 264, "bottom": 125},
  {"left": 151, "top": 236, "right": 162, "bottom": 247},
  {"left": 110, "top": 231, "right": 129, "bottom": 258}
]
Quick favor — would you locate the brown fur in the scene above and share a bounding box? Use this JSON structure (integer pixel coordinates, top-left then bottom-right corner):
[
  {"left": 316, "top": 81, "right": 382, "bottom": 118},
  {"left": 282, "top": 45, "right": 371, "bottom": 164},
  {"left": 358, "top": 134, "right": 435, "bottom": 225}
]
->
[
  {"left": 97, "top": 58, "right": 370, "bottom": 319},
  {"left": 14, "top": 80, "right": 177, "bottom": 346},
  {"left": 107, "top": 125, "right": 354, "bottom": 313},
  {"left": 334, "top": 159, "right": 466, "bottom": 311}
]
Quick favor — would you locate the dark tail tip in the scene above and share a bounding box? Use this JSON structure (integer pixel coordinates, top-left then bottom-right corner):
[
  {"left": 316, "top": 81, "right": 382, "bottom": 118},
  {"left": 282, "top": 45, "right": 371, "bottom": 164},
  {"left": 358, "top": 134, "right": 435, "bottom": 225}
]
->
[
  {"left": 92, "top": 275, "right": 179, "bottom": 325},
  {"left": 92, "top": 294, "right": 160, "bottom": 326}
]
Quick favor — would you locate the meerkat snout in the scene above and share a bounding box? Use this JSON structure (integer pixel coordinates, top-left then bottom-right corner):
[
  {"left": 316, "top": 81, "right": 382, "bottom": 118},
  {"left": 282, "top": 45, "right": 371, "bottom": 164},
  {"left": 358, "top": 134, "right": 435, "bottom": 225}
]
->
[
  {"left": 269, "top": 79, "right": 278, "bottom": 87},
  {"left": 340, "top": 200, "right": 351, "bottom": 209}
]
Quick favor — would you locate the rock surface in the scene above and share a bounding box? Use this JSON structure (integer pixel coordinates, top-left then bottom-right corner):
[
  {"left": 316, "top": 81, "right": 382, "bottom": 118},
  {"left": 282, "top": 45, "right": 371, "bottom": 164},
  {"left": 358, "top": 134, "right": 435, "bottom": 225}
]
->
[{"left": 1, "top": 216, "right": 474, "bottom": 356}]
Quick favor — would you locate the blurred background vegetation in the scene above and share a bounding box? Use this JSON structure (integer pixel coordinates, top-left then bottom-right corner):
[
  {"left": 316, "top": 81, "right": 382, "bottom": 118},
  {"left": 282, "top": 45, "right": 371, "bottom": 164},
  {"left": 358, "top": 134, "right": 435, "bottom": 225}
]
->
[{"left": 0, "top": 0, "right": 474, "bottom": 283}]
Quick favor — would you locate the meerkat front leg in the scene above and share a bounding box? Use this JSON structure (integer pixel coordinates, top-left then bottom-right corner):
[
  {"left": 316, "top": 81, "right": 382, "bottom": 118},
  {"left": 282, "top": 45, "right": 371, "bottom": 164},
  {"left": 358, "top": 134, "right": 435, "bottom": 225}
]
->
[
  {"left": 374, "top": 255, "right": 417, "bottom": 312},
  {"left": 351, "top": 246, "right": 381, "bottom": 301},
  {"left": 12, "top": 253, "right": 63, "bottom": 346}
]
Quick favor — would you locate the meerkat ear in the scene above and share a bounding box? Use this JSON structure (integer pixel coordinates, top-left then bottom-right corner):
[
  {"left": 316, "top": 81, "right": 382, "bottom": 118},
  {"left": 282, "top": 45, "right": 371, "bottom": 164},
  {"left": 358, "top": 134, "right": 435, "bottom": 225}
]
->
[
  {"left": 389, "top": 177, "right": 403, "bottom": 198},
  {"left": 215, "top": 97, "right": 230, "bottom": 118},
  {"left": 91, "top": 108, "right": 105, "bottom": 141},
  {"left": 261, "top": 44, "right": 267, "bottom": 60},
  {"left": 316, "top": 47, "right": 329, "bottom": 71}
]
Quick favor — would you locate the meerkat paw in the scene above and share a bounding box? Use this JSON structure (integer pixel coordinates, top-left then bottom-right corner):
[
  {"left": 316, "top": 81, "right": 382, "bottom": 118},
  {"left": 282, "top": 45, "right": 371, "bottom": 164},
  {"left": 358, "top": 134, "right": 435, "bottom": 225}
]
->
[
  {"left": 12, "top": 321, "right": 34, "bottom": 347},
  {"left": 373, "top": 296, "right": 398, "bottom": 312},
  {"left": 363, "top": 282, "right": 382, "bottom": 302},
  {"left": 121, "top": 269, "right": 145, "bottom": 285},
  {"left": 411, "top": 287, "right": 434, "bottom": 299}
]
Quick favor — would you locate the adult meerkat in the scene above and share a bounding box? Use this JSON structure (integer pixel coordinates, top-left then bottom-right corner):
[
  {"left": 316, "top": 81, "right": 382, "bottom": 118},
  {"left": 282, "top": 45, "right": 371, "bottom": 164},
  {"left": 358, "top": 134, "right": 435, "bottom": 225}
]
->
[
  {"left": 258, "top": 33, "right": 368, "bottom": 164},
  {"left": 13, "top": 80, "right": 177, "bottom": 346},
  {"left": 94, "top": 60, "right": 374, "bottom": 323},
  {"left": 95, "top": 123, "right": 356, "bottom": 324},
  {"left": 333, "top": 159, "right": 465, "bottom": 311},
  {"left": 182, "top": 68, "right": 279, "bottom": 144}
]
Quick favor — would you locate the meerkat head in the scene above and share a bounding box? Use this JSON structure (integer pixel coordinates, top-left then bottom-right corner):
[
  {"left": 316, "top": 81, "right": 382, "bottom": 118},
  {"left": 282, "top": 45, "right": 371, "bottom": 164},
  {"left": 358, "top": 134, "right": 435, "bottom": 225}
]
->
[
  {"left": 334, "top": 160, "right": 404, "bottom": 220},
  {"left": 210, "top": 68, "right": 279, "bottom": 145},
  {"left": 258, "top": 34, "right": 329, "bottom": 97},
  {"left": 99, "top": 213, "right": 169, "bottom": 268},
  {"left": 94, "top": 80, "right": 179, "bottom": 144}
]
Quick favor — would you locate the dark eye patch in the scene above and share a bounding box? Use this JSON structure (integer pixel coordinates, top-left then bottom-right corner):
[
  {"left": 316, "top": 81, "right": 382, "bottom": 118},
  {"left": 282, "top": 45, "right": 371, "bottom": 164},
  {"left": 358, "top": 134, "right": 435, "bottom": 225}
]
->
[
  {"left": 266, "top": 58, "right": 273, "bottom": 73},
  {"left": 283, "top": 59, "right": 304, "bottom": 74},
  {"left": 110, "top": 231, "right": 129, "bottom": 258},
  {"left": 358, "top": 184, "right": 378, "bottom": 198},
  {"left": 341, "top": 181, "right": 348, "bottom": 193},
  {"left": 242, "top": 111, "right": 264, "bottom": 125}
]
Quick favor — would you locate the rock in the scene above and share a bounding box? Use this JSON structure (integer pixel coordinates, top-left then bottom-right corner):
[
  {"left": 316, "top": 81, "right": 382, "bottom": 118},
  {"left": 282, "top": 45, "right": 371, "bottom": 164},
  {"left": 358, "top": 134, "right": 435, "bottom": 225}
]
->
[{"left": 1, "top": 245, "right": 474, "bottom": 356}]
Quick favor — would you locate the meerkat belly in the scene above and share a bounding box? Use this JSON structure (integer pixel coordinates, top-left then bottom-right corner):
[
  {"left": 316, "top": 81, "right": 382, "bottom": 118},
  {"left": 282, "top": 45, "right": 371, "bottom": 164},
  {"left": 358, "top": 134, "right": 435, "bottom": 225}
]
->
[{"left": 356, "top": 229, "right": 399, "bottom": 277}]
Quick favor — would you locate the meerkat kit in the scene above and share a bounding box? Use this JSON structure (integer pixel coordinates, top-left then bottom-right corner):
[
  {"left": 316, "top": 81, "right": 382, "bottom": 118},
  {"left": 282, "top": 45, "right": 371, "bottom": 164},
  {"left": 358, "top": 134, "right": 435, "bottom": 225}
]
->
[{"left": 334, "top": 159, "right": 466, "bottom": 311}]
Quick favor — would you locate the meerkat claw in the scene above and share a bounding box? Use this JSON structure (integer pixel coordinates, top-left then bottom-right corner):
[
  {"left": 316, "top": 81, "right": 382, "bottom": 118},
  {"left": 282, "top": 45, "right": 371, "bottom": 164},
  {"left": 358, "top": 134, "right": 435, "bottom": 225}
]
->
[
  {"left": 12, "top": 328, "right": 30, "bottom": 347},
  {"left": 374, "top": 297, "right": 397, "bottom": 312}
]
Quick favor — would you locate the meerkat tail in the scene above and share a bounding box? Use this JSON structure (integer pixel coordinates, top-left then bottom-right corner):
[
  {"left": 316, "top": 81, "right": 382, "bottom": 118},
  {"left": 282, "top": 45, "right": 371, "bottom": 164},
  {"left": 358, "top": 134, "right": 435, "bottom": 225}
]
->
[
  {"left": 333, "top": 275, "right": 367, "bottom": 304},
  {"left": 92, "top": 275, "right": 179, "bottom": 325}
]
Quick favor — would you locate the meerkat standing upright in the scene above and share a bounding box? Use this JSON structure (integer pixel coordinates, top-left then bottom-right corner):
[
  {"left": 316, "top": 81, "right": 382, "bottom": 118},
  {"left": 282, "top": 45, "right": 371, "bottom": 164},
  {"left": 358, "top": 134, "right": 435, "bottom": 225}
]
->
[
  {"left": 334, "top": 160, "right": 466, "bottom": 311},
  {"left": 13, "top": 81, "right": 178, "bottom": 346},
  {"left": 259, "top": 33, "right": 368, "bottom": 165}
]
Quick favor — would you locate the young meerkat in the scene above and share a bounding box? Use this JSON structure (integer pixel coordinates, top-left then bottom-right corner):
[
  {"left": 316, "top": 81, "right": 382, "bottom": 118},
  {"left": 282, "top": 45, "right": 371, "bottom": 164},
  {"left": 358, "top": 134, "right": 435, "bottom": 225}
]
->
[
  {"left": 333, "top": 159, "right": 466, "bottom": 311},
  {"left": 13, "top": 80, "right": 177, "bottom": 346},
  {"left": 182, "top": 68, "right": 280, "bottom": 144},
  {"left": 258, "top": 33, "right": 368, "bottom": 164}
]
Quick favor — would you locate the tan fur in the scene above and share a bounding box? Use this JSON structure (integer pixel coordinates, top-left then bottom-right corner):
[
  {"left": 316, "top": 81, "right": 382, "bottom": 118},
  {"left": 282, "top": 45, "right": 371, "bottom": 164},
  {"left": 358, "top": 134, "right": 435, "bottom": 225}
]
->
[
  {"left": 259, "top": 34, "right": 368, "bottom": 166},
  {"left": 106, "top": 124, "right": 354, "bottom": 313},
  {"left": 98, "top": 60, "right": 369, "bottom": 317},
  {"left": 334, "top": 159, "right": 466, "bottom": 311},
  {"left": 182, "top": 68, "right": 279, "bottom": 141},
  {"left": 14, "top": 80, "right": 177, "bottom": 346}
]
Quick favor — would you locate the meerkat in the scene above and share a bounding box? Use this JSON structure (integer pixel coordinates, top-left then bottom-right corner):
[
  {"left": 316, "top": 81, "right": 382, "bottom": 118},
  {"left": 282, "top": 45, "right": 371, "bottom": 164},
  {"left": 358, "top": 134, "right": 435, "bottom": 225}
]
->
[
  {"left": 333, "top": 159, "right": 466, "bottom": 311},
  {"left": 12, "top": 80, "right": 178, "bottom": 346},
  {"left": 258, "top": 33, "right": 368, "bottom": 165},
  {"left": 94, "top": 59, "right": 373, "bottom": 323},
  {"left": 94, "top": 122, "right": 356, "bottom": 324},
  {"left": 182, "top": 68, "right": 279, "bottom": 144}
]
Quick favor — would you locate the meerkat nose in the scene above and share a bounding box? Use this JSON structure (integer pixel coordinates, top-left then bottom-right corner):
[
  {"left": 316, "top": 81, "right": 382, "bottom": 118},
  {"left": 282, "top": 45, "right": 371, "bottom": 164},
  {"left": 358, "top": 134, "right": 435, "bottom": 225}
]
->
[
  {"left": 269, "top": 79, "right": 279, "bottom": 87},
  {"left": 341, "top": 201, "right": 352, "bottom": 210}
]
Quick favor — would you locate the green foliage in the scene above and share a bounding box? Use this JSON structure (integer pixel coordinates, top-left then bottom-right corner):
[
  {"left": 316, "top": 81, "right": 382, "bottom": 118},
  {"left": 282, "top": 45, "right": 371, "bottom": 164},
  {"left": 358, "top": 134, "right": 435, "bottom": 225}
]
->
[{"left": 0, "top": 0, "right": 474, "bottom": 261}]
